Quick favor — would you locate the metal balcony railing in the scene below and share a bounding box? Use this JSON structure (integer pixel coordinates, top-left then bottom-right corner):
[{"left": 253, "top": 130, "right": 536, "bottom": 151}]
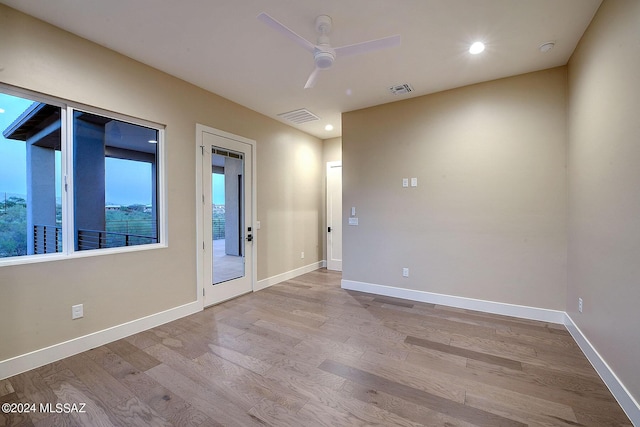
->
[
  {"left": 77, "top": 229, "right": 157, "bottom": 250},
  {"left": 213, "top": 218, "right": 225, "bottom": 240},
  {"left": 33, "top": 224, "right": 158, "bottom": 253},
  {"left": 33, "top": 224, "right": 62, "bottom": 254}
]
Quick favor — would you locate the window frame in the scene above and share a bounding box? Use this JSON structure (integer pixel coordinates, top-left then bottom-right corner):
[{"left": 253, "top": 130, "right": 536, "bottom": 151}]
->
[{"left": 0, "top": 84, "right": 167, "bottom": 267}]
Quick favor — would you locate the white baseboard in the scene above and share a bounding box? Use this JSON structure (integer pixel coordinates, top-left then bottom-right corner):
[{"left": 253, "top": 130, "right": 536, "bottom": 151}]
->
[
  {"left": 564, "top": 314, "right": 640, "bottom": 425},
  {"left": 0, "top": 300, "right": 201, "bottom": 381},
  {"left": 255, "top": 260, "right": 326, "bottom": 291},
  {"left": 341, "top": 279, "right": 566, "bottom": 324}
]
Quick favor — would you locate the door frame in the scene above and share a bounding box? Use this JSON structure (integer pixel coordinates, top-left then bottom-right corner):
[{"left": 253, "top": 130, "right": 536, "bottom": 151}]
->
[
  {"left": 195, "top": 124, "right": 257, "bottom": 308},
  {"left": 326, "top": 161, "right": 342, "bottom": 271}
]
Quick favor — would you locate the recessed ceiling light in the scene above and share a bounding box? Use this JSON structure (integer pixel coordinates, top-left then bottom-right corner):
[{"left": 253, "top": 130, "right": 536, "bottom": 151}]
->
[
  {"left": 469, "top": 41, "right": 485, "bottom": 55},
  {"left": 325, "top": 124, "right": 334, "bottom": 131},
  {"left": 0, "top": 108, "right": 5, "bottom": 114}
]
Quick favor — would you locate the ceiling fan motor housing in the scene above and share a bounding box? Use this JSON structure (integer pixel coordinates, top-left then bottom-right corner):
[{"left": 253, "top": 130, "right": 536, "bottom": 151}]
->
[
  {"left": 314, "top": 15, "right": 335, "bottom": 69},
  {"left": 314, "top": 47, "right": 335, "bottom": 69}
]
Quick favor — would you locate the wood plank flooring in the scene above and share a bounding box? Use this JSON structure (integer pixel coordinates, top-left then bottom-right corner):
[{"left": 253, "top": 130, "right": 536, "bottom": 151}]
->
[{"left": 0, "top": 269, "right": 632, "bottom": 426}]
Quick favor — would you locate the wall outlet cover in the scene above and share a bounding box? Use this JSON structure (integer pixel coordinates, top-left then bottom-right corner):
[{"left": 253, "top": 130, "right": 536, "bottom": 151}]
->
[{"left": 72, "top": 304, "right": 83, "bottom": 320}]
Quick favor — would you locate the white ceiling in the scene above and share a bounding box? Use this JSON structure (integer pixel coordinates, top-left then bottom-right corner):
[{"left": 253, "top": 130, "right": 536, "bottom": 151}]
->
[{"left": 1, "top": 0, "right": 602, "bottom": 140}]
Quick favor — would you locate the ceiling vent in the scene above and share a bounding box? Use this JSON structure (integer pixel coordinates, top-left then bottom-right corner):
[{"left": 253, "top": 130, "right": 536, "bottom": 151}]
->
[
  {"left": 389, "top": 83, "right": 413, "bottom": 95},
  {"left": 277, "top": 108, "right": 320, "bottom": 124}
]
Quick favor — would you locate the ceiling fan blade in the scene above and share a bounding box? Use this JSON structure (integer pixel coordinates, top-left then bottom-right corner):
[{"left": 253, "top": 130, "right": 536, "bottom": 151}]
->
[
  {"left": 304, "top": 68, "right": 321, "bottom": 89},
  {"left": 334, "top": 34, "right": 401, "bottom": 57},
  {"left": 257, "top": 12, "right": 315, "bottom": 53}
]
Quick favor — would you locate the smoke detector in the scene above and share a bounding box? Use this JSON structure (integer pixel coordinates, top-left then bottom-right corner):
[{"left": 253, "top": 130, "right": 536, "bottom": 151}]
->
[{"left": 539, "top": 41, "right": 555, "bottom": 53}]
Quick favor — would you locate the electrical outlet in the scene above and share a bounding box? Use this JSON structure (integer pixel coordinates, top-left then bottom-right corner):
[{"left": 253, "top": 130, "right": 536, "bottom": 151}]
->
[
  {"left": 578, "top": 298, "right": 583, "bottom": 313},
  {"left": 72, "top": 304, "right": 83, "bottom": 320},
  {"left": 402, "top": 267, "right": 409, "bottom": 277},
  {"left": 301, "top": 251, "right": 304, "bottom": 259}
]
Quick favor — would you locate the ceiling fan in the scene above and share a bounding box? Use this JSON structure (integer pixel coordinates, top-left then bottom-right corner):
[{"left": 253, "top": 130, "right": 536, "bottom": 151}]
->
[{"left": 257, "top": 12, "right": 401, "bottom": 89}]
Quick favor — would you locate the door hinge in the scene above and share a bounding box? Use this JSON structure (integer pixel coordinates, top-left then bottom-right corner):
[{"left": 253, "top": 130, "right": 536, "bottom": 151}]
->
[
  {"left": 203, "top": 288, "right": 205, "bottom": 296},
  {"left": 200, "top": 145, "right": 204, "bottom": 155},
  {"left": 202, "top": 194, "right": 205, "bottom": 204},
  {"left": 203, "top": 241, "right": 205, "bottom": 250}
]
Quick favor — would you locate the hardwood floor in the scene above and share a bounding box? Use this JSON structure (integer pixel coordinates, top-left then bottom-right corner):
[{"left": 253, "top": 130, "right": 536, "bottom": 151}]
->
[{"left": 0, "top": 269, "right": 632, "bottom": 426}]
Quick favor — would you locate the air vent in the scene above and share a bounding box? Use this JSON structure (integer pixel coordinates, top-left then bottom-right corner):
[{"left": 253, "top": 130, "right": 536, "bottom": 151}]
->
[
  {"left": 389, "top": 83, "right": 413, "bottom": 95},
  {"left": 277, "top": 108, "right": 320, "bottom": 124}
]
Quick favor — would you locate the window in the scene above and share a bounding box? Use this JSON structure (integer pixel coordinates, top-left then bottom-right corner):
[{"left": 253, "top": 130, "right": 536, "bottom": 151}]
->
[
  {"left": 0, "top": 87, "right": 163, "bottom": 262},
  {"left": 73, "top": 111, "right": 159, "bottom": 250},
  {"left": 0, "top": 94, "right": 62, "bottom": 257}
]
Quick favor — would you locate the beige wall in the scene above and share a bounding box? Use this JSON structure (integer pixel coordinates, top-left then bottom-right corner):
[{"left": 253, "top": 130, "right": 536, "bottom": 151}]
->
[
  {"left": 342, "top": 67, "right": 568, "bottom": 310},
  {"left": 567, "top": 0, "right": 640, "bottom": 401},
  {"left": 0, "top": 5, "right": 322, "bottom": 361},
  {"left": 323, "top": 137, "right": 342, "bottom": 164}
]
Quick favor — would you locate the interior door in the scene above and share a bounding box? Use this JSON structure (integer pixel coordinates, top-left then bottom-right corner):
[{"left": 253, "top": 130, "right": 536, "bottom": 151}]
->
[
  {"left": 326, "top": 161, "right": 342, "bottom": 271},
  {"left": 200, "top": 128, "right": 254, "bottom": 306}
]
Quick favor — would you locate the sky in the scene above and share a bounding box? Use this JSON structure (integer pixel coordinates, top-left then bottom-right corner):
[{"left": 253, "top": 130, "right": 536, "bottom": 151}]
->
[
  {"left": 0, "top": 94, "right": 32, "bottom": 197},
  {"left": 0, "top": 93, "right": 155, "bottom": 206},
  {"left": 212, "top": 173, "right": 225, "bottom": 205}
]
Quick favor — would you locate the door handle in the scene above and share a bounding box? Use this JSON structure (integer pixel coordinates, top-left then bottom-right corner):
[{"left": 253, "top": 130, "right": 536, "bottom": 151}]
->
[
  {"left": 246, "top": 234, "right": 253, "bottom": 242},
  {"left": 328, "top": 227, "right": 332, "bottom": 232}
]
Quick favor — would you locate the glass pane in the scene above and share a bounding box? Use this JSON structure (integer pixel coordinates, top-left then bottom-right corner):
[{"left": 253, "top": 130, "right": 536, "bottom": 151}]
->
[
  {"left": 212, "top": 148, "right": 244, "bottom": 284},
  {"left": 73, "top": 111, "right": 158, "bottom": 250},
  {"left": 0, "top": 93, "right": 62, "bottom": 258}
]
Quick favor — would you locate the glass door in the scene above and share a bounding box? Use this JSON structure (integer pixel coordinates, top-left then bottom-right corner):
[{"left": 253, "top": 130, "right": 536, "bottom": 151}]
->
[
  {"left": 211, "top": 148, "right": 244, "bottom": 284},
  {"left": 201, "top": 129, "right": 253, "bottom": 306}
]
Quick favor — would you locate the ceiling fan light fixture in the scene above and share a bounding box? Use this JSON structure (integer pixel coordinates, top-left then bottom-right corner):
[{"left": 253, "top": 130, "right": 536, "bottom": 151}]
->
[
  {"left": 314, "top": 50, "right": 335, "bottom": 69},
  {"left": 469, "top": 41, "right": 485, "bottom": 54}
]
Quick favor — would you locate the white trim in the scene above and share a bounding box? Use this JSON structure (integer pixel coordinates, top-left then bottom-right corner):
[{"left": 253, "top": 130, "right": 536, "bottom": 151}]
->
[
  {"left": 256, "top": 261, "right": 326, "bottom": 291},
  {"left": 195, "top": 125, "right": 205, "bottom": 307},
  {"left": 341, "top": 279, "right": 565, "bottom": 324},
  {"left": 326, "top": 161, "right": 342, "bottom": 272},
  {"left": 0, "top": 243, "right": 169, "bottom": 268},
  {"left": 0, "top": 301, "right": 201, "bottom": 381},
  {"left": 564, "top": 314, "right": 640, "bottom": 425}
]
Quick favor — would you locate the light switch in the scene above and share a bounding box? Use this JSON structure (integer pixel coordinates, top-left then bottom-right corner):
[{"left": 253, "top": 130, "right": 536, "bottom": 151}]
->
[
  {"left": 348, "top": 217, "right": 359, "bottom": 226},
  {"left": 256, "top": 221, "right": 261, "bottom": 230},
  {"left": 351, "top": 207, "right": 356, "bottom": 216},
  {"left": 402, "top": 178, "right": 409, "bottom": 188},
  {"left": 411, "top": 177, "right": 418, "bottom": 187}
]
